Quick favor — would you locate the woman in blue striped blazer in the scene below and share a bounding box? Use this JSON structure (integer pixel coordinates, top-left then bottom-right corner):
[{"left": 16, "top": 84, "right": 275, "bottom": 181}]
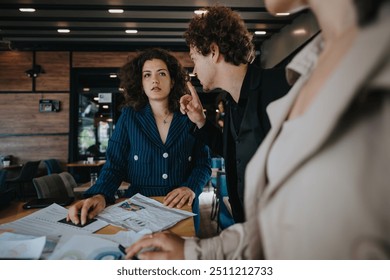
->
[{"left": 67, "top": 48, "right": 211, "bottom": 232}]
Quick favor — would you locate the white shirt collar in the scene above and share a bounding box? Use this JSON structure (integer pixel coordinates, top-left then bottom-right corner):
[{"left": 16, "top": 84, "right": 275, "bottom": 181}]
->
[{"left": 285, "top": 34, "right": 324, "bottom": 85}]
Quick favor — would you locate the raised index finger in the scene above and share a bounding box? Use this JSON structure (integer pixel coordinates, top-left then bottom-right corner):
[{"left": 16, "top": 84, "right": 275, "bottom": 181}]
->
[{"left": 186, "top": 81, "right": 201, "bottom": 105}]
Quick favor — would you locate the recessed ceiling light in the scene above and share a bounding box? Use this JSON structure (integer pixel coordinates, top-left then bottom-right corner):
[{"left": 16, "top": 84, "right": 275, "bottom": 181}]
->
[
  {"left": 125, "top": 29, "right": 138, "bottom": 34},
  {"left": 276, "top": 13, "right": 290, "bottom": 16},
  {"left": 57, "top": 29, "right": 70, "bottom": 33},
  {"left": 19, "top": 8, "right": 36, "bottom": 12},
  {"left": 255, "top": 31, "right": 267, "bottom": 35},
  {"left": 194, "top": 10, "right": 207, "bottom": 15},
  {"left": 109, "top": 74, "right": 118, "bottom": 78},
  {"left": 108, "top": 9, "right": 124, "bottom": 14},
  {"left": 293, "top": 29, "right": 307, "bottom": 35}
]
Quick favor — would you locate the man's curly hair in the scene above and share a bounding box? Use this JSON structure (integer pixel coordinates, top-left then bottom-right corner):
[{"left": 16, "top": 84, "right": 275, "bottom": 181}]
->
[
  {"left": 184, "top": 5, "right": 255, "bottom": 66},
  {"left": 118, "top": 48, "right": 190, "bottom": 111}
]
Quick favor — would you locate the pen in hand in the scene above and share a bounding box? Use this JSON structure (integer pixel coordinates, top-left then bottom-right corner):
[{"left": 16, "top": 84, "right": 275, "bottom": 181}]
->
[{"left": 118, "top": 244, "right": 139, "bottom": 260}]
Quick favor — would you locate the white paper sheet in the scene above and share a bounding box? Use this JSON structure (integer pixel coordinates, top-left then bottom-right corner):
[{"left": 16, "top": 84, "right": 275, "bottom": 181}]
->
[
  {"left": 97, "top": 193, "right": 195, "bottom": 232},
  {"left": 0, "top": 232, "right": 46, "bottom": 259},
  {"left": 0, "top": 203, "right": 108, "bottom": 240},
  {"left": 49, "top": 234, "right": 123, "bottom": 260}
]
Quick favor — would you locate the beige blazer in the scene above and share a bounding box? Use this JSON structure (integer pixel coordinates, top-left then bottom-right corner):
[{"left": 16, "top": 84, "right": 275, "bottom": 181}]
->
[{"left": 185, "top": 7, "right": 390, "bottom": 259}]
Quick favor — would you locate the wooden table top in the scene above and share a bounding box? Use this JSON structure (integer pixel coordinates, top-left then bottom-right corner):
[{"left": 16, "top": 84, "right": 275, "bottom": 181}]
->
[
  {"left": 66, "top": 160, "right": 106, "bottom": 167},
  {"left": 0, "top": 196, "right": 195, "bottom": 237},
  {"left": 73, "top": 181, "right": 130, "bottom": 193},
  {"left": 0, "top": 164, "right": 23, "bottom": 170}
]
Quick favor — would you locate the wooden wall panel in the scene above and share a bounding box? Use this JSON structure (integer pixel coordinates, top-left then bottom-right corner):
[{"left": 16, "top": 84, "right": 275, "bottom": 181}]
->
[
  {"left": 0, "top": 93, "right": 69, "bottom": 134},
  {"left": 0, "top": 51, "right": 33, "bottom": 91},
  {"left": 72, "top": 52, "right": 136, "bottom": 68},
  {"left": 172, "top": 52, "right": 193, "bottom": 67},
  {"left": 35, "top": 52, "right": 70, "bottom": 91},
  {"left": 0, "top": 135, "right": 68, "bottom": 167},
  {"left": 72, "top": 51, "right": 193, "bottom": 68}
]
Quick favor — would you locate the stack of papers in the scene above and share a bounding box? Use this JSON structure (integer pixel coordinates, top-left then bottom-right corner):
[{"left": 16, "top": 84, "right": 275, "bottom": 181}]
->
[{"left": 0, "top": 193, "right": 194, "bottom": 259}]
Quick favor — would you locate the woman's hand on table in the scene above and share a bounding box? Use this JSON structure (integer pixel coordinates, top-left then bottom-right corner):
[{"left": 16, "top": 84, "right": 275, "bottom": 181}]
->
[
  {"left": 66, "top": 194, "right": 106, "bottom": 225},
  {"left": 124, "top": 231, "right": 185, "bottom": 260},
  {"left": 163, "top": 187, "right": 195, "bottom": 209}
]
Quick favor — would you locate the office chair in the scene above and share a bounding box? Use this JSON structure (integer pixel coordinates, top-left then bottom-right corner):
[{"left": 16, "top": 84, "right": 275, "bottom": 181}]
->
[
  {"left": 0, "top": 169, "right": 7, "bottom": 191},
  {"left": 58, "top": 172, "right": 77, "bottom": 198},
  {"left": 210, "top": 157, "right": 224, "bottom": 220},
  {"left": 215, "top": 171, "right": 235, "bottom": 232},
  {"left": 33, "top": 172, "right": 75, "bottom": 199},
  {"left": 0, "top": 169, "right": 15, "bottom": 208},
  {"left": 6, "top": 160, "right": 41, "bottom": 199},
  {"left": 43, "top": 158, "right": 63, "bottom": 175}
]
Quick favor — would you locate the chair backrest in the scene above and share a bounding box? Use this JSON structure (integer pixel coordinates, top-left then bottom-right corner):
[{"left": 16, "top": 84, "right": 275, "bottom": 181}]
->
[
  {"left": 0, "top": 169, "right": 8, "bottom": 191},
  {"left": 58, "top": 172, "right": 77, "bottom": 197},
  {"left": 210, "top": 157, "right": 225, "bottom": 187},
  {"left": 0, "top": 169, "right": 15, "bottom": 208},
  {"left": 33, "top": 173, "right": 74, "bottom": 199},
  {"left": 16, "top": 160, "right": 41, "bottom": 182},
  {"left": 211, "top": 157, "right": 224, "bottom": 169},
  {"left": 216, "top": 171, "right": 235, "bottom": 230},
  {"left": 216, "top": 171, "right": 228, "bottom": 197},
  {"left": 43, "top": 159, "right": 63, "bottom": 175}
]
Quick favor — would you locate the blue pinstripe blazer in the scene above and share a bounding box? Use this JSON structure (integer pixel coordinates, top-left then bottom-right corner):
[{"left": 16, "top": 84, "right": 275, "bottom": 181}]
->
[{"left": 85, "top": 104, "right": 211, "bottom": 204}]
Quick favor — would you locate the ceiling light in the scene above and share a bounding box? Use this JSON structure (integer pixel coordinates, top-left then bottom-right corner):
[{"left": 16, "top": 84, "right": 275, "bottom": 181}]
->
[
  {"left": 194, "top": 10, "right": 207, "bottom": 15},
  {"left": 19, "top": 8, "right": 36, "bottom": 12},
  {"left": 58, "top": 29, "right": 70, "bottom": 33},
  {"left": 109, "top": 74, "right": 118, "bottom": 78},
  {"left": 276, "top": 13, "right": 290, "bottom": 16},
  {"left": 108, "top": 9, "right": 124, "bottom": 14},
  {"left": 125, "top": 29, "right": 138, "bottom": 34},
  {"left": 293, "top": 29, "right": 307, "bottom": 35},
  {"left": 255, "top": 31, "right": 267, "bottom": 35}
]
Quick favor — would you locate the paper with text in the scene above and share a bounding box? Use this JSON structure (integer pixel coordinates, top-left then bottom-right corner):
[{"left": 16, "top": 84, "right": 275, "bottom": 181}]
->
[
  {"left": 0, "top": 203, "right": 108, "bottom": 240},
  {"left": 97, "top": 193, "right": 195, "bottom": 232}
]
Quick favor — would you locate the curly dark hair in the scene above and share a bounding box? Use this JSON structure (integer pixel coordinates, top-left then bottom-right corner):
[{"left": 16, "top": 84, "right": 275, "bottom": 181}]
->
[
  {"left": 184, "top": 5, "right": 255, "bottom": 66},
  {"left": 118, "top": 48, "right": 190, "bottom": 111}
]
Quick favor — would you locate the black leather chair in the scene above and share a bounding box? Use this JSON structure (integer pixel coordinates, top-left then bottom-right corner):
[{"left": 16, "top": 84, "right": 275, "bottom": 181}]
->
[
  {"left": 43, "top": 158, "right": 63, "bottom": 175},
  {"left": 6, "top": 160, "right": 41, "bottom": 199},
  {"left": 33, "top": 172, "right": 75, "bottom": 199},
  {"left": 0, "top": 169, "right": 15, "bottom": 208}
]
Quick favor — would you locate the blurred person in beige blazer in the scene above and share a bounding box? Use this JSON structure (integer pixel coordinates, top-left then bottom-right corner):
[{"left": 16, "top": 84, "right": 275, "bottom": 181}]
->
[{"left": 125, "top": 0, "right": 390, "bottom": 259}]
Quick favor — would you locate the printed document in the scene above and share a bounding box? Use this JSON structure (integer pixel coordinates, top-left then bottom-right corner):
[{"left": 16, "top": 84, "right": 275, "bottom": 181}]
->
[
  {"left": 0, "top": 203, "right": 108, "bottom": 240},
  {"left": 97, "top": 193, "right": 195, "bottom": 232},
  {"left": 49, "top": 230, "right": 149, "bottom": 260}
]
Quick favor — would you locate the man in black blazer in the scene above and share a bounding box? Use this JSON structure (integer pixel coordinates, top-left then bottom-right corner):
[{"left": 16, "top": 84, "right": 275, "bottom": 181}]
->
[{"left": 181, "top": 6, "right": 290, "bottom": 223}]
